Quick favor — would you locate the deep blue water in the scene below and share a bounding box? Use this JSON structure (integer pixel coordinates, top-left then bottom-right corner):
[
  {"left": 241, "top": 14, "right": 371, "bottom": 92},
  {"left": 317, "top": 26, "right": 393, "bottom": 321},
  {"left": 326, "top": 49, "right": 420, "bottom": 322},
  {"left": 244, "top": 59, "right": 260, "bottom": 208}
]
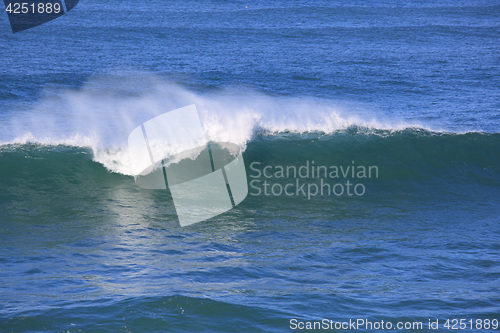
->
[{"left": 0, "top": 1, "right": 499, "bottom": 332}]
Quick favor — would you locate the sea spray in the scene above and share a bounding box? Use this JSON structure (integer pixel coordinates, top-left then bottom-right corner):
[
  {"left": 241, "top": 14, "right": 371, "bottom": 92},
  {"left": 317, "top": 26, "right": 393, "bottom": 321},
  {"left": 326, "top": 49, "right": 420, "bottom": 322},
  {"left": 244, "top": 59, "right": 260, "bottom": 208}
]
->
[{"left": 0, "top": 73, "right": 425, "bottom": 175}]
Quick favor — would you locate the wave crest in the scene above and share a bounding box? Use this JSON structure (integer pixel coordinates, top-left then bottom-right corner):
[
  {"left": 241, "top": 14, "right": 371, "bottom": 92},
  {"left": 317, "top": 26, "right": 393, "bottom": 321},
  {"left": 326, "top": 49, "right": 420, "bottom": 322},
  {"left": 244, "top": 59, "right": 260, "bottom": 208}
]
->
[{"left": 0, "top": 72, "right": 442, "bottom": 175}]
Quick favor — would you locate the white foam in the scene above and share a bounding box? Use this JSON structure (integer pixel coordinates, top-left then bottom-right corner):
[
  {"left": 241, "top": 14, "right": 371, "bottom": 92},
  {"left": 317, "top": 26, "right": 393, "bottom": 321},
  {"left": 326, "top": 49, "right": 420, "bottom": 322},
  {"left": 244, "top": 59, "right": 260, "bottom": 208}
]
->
[{"left": 0, "top": 72, "right": 427, "bottom": 175}]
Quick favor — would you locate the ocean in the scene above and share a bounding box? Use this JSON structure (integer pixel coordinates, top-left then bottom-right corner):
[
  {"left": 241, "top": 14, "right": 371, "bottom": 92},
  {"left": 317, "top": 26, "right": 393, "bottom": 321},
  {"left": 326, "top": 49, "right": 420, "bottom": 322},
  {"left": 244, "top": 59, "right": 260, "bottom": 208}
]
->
[{"left": 0, "top": 0, "right": 499, "bottom": 332}]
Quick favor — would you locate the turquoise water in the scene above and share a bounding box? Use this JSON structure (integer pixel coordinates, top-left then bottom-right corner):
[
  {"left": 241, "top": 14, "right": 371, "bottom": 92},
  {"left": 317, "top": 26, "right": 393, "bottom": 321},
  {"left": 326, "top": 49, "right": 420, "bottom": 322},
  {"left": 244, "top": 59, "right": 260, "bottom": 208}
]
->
[{"left": 1, "top": 1, "right": 499, "bottom": 332}]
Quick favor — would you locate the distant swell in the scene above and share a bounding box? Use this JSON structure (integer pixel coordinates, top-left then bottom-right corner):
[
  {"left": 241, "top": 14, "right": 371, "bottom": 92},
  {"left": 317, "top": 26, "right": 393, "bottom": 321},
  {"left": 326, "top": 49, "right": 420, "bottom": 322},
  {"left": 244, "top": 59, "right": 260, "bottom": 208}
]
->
[{"left": 0, "top": 295, "right": 289, "bottom": 332}]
